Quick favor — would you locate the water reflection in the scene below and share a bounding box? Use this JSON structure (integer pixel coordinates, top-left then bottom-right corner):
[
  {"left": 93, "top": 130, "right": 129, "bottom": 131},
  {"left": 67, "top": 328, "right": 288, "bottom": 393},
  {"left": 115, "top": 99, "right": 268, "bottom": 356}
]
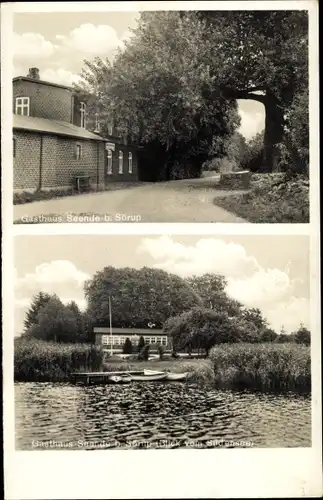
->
[{"left": 15, "top": 382, "right": 311, "bottom": 450}]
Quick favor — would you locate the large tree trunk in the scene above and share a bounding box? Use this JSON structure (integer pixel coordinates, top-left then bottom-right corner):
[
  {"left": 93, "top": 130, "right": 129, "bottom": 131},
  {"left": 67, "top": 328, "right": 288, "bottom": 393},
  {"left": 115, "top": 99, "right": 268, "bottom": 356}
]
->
[{"left": 262, "top": 93, "right": 285, "bottom": 172}]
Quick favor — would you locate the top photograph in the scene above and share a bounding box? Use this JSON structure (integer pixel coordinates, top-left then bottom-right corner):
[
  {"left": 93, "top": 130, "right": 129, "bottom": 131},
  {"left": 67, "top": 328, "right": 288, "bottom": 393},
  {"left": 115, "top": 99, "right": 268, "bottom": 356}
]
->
[{"left": 12, "top": 9, "right": 310, "bottom": 224}]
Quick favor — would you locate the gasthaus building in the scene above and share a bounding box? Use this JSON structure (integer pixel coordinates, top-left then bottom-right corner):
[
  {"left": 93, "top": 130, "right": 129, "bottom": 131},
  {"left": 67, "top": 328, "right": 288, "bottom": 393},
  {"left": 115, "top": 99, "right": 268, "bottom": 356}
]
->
[
  {"left": 13, "top": 67, "right": 138, "bottom": 192},
  {"left": 94, "top": 327, "right": 172, "bottom": 353}
]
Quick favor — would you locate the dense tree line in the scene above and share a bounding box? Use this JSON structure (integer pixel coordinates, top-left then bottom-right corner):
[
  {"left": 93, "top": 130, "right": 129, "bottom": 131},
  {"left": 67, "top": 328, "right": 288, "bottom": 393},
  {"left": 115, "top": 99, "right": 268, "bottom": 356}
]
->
[
  {"left": 23, "top": 268, "right": 310, "bottom": 353},
  {"left": 77, "top": 10, "right": 308, "bottom": 178}
]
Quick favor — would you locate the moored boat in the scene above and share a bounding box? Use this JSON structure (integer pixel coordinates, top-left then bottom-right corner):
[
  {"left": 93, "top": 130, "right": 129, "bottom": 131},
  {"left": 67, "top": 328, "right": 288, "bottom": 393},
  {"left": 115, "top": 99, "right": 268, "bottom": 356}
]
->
[
  {"left": 108, "top": 374, "right": 132, "bottom": 384},
  {"left": 143, "top": 369, "right": 189, "bottom": 381},
  {"left": 165, "top": 372, "right": 189, "bottom": 381},
  {"left": 130, "top": 372, "right": 167, "bottom": 381}
]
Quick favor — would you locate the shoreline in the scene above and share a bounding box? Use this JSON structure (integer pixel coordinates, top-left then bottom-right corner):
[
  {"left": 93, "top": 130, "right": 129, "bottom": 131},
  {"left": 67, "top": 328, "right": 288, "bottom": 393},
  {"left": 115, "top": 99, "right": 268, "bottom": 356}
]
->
[{"left": 14, "top": 339, "right": 311, "bottom": 393}]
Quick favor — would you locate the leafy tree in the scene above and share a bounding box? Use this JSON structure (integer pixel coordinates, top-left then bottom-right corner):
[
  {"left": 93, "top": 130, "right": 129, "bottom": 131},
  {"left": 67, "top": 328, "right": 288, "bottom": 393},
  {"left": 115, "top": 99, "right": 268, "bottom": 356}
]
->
[
  {"left": 241, "top": 131, "right": 265, "bottom": 172},
  {"left": 164, "top": 307, "right": 242, "bottom": 357},
  {"left": 84, "top": 266, "right": 203, "bottom": 328},
  {"left": 278, "top": 89, "right": 309, "bottom": 175},
  {"left": 241, "top": 307, "right": 269, "bottom": 332},
  {"left": 23, "top": 292, "right": 53, "bottom": 332},
  {"left": 123, "top": 337, "right": 133, "bottom": 354},
  {"left": 25, "top": 296, "right": 78, "bottom": 343},
  {"left": 77, "top": 11, "right": 240, "bottom": 180},
  {"left": 185, "top": 273, "right": 242, "bottom": 316},
  {"left": 292, "top": 324, "right": 310, "bottom": 345},
  {"left": 66, "top": 301, "right": 88, "bottom": 342},
  {"left": 198, "top": 10, "right": 308, "bottom": 172},
  {"left": 275, "top": 326, "right": 292, "bottom": 343},
  {"left": 78, "top": 10, "right": 308, "bottom": 174},
  {"left": 260, "top": 328, "right": 278, "bottom": 342},
  {"left": 137, "top": 336, "right": 145, "bottom": 353}
]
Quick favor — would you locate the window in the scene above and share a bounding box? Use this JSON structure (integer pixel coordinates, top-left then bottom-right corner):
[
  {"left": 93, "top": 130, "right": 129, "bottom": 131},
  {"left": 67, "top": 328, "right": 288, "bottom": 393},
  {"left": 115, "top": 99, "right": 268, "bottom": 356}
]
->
[
  {"left": 94, "top": 112, "right": 100, "bottom": 132},
  {"left": 107, "top": 149, "right": 113, "bottom": 175},
  {"left": 75, "top": 144, "right": 82, "bottom": 160},
  {"left": 80, "top": 102, "right": 86, "bottom": 128},
  {"left": 118, "top": 151, "right": 123, "bottom": 174},
  {"left": 108, "top": 121, "right": 113, "bottom": 136},
  {"left": 13, "top": 138, "right": 16, "bottom": 157},
  {"left": 145, "top": 337, "right": 150, "bottom": 344},
  {"left": 15, "top": 97, "right": 30, "bottom": 116},
  {"left": 128, "top": 152, "right": 133, "bottom": 174},
  {"left": 162, "top": 337, "right": 168, "bottom": 346}
]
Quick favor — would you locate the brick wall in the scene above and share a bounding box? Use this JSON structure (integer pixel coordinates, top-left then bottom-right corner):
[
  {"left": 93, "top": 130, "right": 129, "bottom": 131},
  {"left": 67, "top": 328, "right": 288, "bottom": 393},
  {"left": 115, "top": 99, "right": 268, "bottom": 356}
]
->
[
  {"left": 105, "top": 143, "right": 139, "bottom": 182},
  {"left": 52, "top": 136, "right": 105, "bottom": 188},
  {"left": 13, "top": 130, "right": 105, "bottom": 191},
  {"left": 13, "top": 80, "right": 73, "bottom": 123},
  {"left": 13, "top": 131, "right": 41, "bottom": 190}
]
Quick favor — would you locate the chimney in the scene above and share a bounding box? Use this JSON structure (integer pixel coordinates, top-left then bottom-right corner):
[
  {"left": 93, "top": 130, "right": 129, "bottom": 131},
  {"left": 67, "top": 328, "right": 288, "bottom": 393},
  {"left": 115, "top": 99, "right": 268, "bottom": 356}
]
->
[{"left": 27, "top": 67, "right": 40, "bottom": 80}]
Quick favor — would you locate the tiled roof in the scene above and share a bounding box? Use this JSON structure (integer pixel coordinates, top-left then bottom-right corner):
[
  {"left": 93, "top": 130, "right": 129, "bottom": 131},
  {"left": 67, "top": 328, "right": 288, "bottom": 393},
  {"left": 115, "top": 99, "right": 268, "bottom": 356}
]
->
[{"left": 13, "top": 114, "right": 106, "bottom": 141}]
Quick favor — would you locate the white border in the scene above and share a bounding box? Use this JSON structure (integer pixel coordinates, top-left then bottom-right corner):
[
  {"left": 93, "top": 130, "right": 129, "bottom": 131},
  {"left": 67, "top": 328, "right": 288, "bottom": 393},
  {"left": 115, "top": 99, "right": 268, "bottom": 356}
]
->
[{"left": 2, "top": 1, "right": 321, "bottom": 499}]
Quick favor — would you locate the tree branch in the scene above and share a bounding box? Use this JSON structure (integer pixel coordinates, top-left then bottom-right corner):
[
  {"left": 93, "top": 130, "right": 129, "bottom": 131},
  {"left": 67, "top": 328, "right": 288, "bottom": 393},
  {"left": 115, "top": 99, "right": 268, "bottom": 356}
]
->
[{"left": 222, "top": 87, "right": 267, "bottom": 104}]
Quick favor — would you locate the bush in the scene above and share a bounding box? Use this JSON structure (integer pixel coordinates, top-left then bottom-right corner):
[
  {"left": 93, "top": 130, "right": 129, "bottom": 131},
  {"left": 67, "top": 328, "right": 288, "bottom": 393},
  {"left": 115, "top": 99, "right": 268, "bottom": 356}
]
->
[
  {"left": 137, "top": 336, "right": 145, "bottom": 353},
  {"left": 210, "top": 343, "right": 311, "bottom": 392},
  {"left": 215, "top": 172, "right": 309, "bottom": 223},
  {"left": 14, "top": 338, "right": 104, "bottom": 382},
  {"left": 240, "top": 131, "right": 264, "bottom": 172},
  {"left": 123, "top": 337, "right": 133, "bottom": 354},
  {"left": 157, "top": 345, "right": 165, "bottom": 360},
  {"left": 138, "top": 344, "right": 150, "bottom": 361}
]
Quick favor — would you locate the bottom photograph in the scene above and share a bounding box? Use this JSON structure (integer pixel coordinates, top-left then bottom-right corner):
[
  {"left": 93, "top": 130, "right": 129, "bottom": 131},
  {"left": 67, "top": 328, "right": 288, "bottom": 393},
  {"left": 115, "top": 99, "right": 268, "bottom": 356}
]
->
[{"left": 14, "top": 234, "right": 311, "bottom": 450}]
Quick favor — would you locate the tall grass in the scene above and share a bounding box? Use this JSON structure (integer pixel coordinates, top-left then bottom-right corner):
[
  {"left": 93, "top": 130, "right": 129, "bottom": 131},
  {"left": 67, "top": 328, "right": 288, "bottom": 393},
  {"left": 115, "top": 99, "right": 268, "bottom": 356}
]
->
[
  {"left": 14, "top": 338, "right": 104, "bottom": 382},
  {"left": 210, "top": 343, "right": 311, "bottom": 392}
]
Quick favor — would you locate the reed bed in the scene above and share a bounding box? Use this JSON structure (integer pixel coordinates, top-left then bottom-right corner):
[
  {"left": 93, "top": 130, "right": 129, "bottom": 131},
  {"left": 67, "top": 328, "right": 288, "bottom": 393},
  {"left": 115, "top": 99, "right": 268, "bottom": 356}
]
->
[
  {"left": 210, "top": 343, "right": 311, "bottom": 392},
  {"left": 14, "top": 338, "right": 104, "bottom": 382}
]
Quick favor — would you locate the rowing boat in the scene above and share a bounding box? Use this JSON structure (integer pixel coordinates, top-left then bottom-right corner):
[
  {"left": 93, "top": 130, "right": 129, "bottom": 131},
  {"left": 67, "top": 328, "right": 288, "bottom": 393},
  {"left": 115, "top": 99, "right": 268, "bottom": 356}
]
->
[
  {"left": 108, "top": 374, "right": 132, "bottom": 384},
  {"left": 130, "top": 372, "right": 168, "bottom": 381},
  {"left": 144, "top": 369, "right": 189, "bottom": 381}
]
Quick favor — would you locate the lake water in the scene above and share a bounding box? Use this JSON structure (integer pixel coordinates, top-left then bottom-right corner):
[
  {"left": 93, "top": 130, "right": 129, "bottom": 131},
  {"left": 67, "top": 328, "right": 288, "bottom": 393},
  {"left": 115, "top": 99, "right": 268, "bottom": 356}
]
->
[{"left": 15, "top": 382, "right": 311, "bottom": 450}]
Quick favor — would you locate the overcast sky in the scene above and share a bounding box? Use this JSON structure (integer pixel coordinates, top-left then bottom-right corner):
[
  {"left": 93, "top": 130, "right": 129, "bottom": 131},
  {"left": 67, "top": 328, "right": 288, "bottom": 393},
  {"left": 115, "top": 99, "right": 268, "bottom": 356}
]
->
[
  {"left": 14, "top": 235, "right": 309, "bottom": 335},
  {"left": 13, "top": 11, "right": 265, "bottom": 140}
]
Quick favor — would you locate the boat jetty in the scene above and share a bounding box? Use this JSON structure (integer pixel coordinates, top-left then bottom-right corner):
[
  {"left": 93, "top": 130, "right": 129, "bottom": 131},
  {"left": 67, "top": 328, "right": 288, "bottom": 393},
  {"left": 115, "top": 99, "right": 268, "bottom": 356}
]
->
[{"left": 70, "top": 369, "right": 189, "bottom": 385}]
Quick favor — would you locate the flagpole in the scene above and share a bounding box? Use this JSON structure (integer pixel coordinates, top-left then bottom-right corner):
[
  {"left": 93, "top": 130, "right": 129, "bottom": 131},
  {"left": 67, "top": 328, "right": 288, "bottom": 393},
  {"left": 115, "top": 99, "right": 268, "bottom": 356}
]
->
[{"left": 109, "top": 294, "right": 113, "bottom": 356}]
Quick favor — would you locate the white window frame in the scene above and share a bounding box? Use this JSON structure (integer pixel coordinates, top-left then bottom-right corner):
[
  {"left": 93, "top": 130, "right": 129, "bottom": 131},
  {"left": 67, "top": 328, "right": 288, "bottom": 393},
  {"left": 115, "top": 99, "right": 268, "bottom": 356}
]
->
[
  {"left": 128, "top": 151, "right": 133, "bottom": 174},
  {"left": 108, "top": 121, "right": 114, "bottom": 136},
  {"left": 94, "top": 112, "right": 100, "bottom": 132},
  {"left": 80, "top": 101, "right": 86, "bottom": 128},
  {"left": 15, "top": 97, "right": 30, "bottom": 116},
  {"left": 107, "top": 149, "right": 113, "bottom": 175},
  {"left": 75, "top": 143, "right": 82, "bottom": 160},
  {"left": 118, "top": 151, "right": 124, "bottom": 174}
]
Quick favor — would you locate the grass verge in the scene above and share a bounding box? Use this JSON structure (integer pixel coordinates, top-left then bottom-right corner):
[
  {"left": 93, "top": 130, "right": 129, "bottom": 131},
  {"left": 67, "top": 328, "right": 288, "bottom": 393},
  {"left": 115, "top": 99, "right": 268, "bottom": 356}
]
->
[
  {"left": 13, "top": 182, "right": 145, "bottom": 205},
  {"left": 214, "top": 173, "right": 309, "bottom": 223}
]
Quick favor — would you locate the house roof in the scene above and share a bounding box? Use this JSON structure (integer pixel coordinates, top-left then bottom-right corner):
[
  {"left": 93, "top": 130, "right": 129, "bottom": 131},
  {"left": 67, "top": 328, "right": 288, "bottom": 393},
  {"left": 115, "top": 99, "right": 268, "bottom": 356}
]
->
[
  {"left": 13, "top": 76, "right": 74, "bottom": 91},
  {"left": 94, "top": 327, "right": 165, "bottom": 335},
  {"left": 13, "top": 114, "right": 106, "bottom": 141}
]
